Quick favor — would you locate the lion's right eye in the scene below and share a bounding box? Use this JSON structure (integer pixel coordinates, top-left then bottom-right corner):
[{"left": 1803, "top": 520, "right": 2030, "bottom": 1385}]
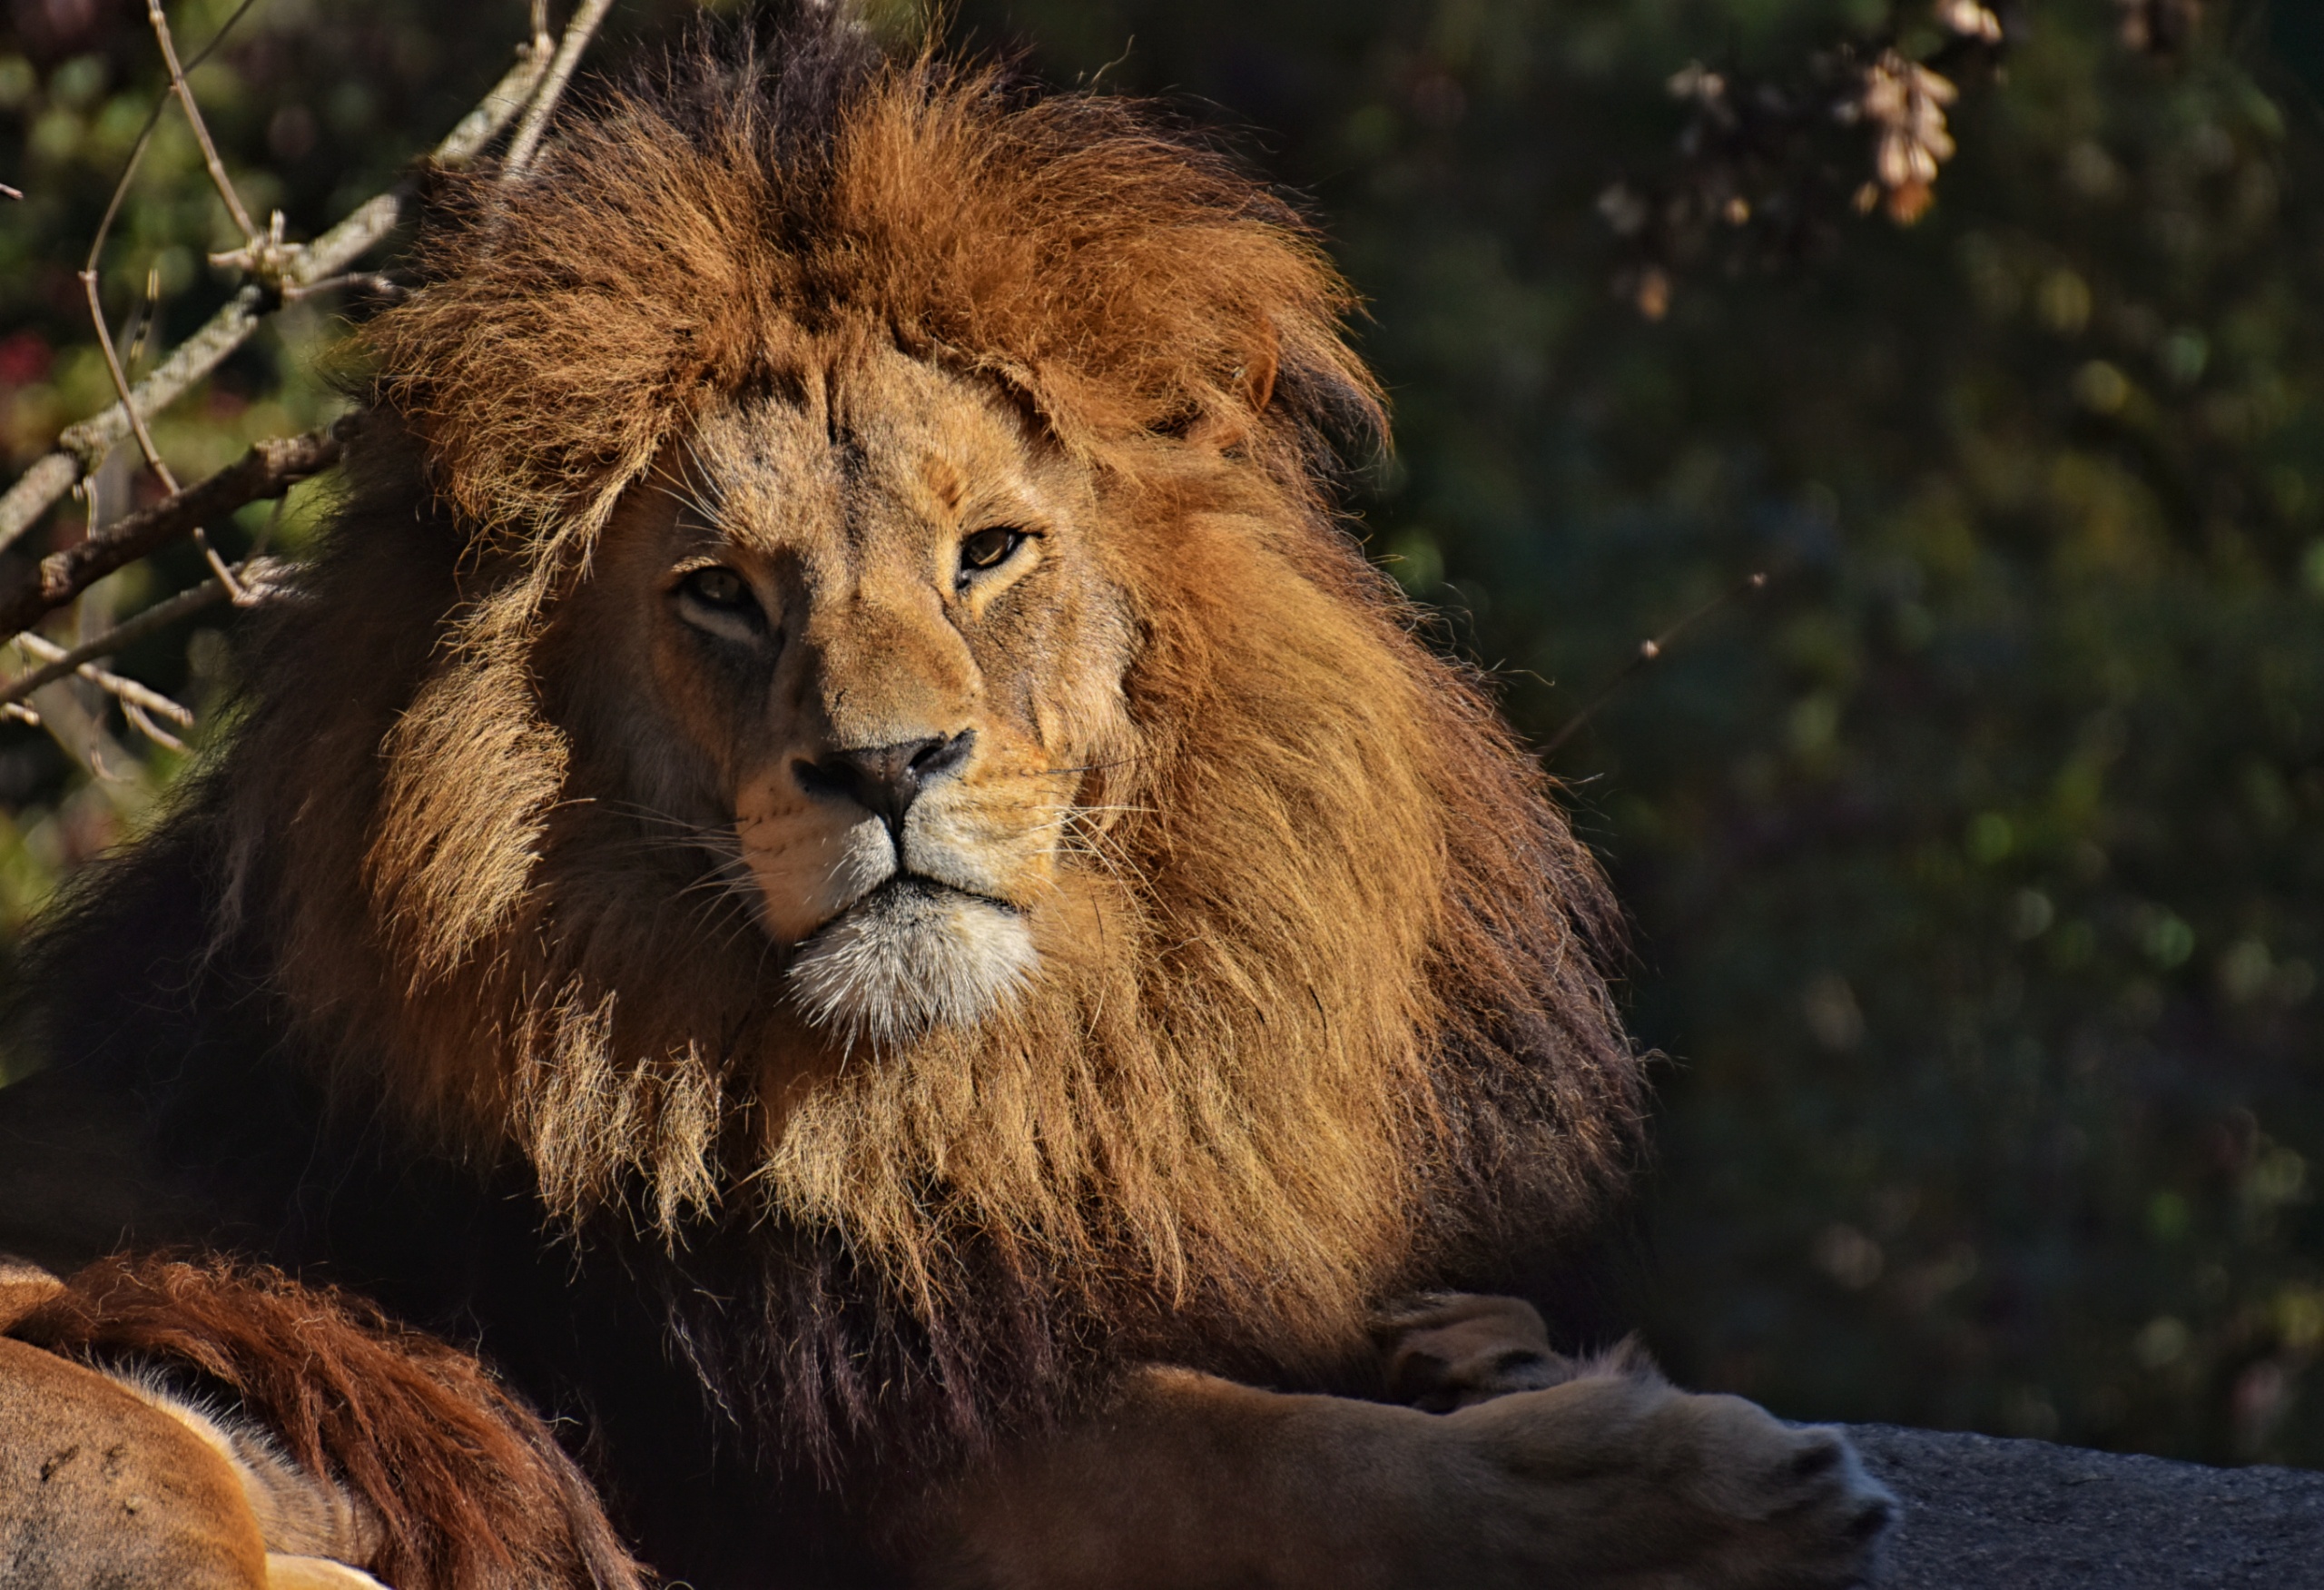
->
[{"left": 675, "top": 566, "right": 768, "bottom": 645}]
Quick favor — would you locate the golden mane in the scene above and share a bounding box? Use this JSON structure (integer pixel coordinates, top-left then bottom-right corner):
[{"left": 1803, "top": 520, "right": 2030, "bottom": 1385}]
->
[{"left": 186, "top": 16, "right": 1643, "bottom": 1465}]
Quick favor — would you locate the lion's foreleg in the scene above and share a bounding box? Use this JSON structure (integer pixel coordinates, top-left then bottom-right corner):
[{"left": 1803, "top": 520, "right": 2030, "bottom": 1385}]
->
[
  {"left": 912, "top": 1359, "right": 1894, "bottom": 1590},
  {"left": 912, "top": 1366, "right": 1452, "bottom": 1590}
]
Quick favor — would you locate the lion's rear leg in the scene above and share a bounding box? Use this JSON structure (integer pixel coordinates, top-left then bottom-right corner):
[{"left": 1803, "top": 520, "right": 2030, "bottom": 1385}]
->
[
  {"left": 5, "top": 1255, "right": 645, "bottom": 1590},
  {"left": 264, "top": 1555, "right": 389, "bottom": 1588},
  {"left": 0, "top": 1336, "right": 273, "bottom": 1590}
]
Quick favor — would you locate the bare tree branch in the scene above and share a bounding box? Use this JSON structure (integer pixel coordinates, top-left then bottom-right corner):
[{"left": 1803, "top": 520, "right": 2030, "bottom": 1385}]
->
[
  {"left": 13, "top": 632, "right": 195, "bottom": 729},
  {"left": 82, "top": 270, "right": 178, "bottom": 497},
  {"left": 0, "top": 430, "right": 341, "bottom": 647},
  {"left": 0, "top": 584, "right": 222, "bottom": 711},
  {"left": 80, "top": 0, "right": 261, "bottom": 301},
  {"left": 505, "top": 0, "right": 617, "bottom": 175},
  {"left": 0, "top": 557, "right": 290, "bottom": 713},
  {"left": 121, "top": 699, "right": 187, "bottom": 752},
  {"left": 77, "top": 259, "right": 249, "bottom": 603},
  {"left": 0, "top": 33, "right": 558, "bottom": 551},
  {"left": 148, "top": 0, "right": 260, "bottom": 246}
]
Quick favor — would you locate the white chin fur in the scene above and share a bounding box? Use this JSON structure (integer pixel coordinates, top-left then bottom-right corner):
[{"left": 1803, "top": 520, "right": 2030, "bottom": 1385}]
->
[{"left": 787, "top": 882, "right": 1037, "bottom": 1048}]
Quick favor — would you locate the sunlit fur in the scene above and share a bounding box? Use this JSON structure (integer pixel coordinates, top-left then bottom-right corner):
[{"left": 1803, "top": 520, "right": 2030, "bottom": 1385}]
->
[{"left": 178, "top": 16, "right": 1644, "bottom": 1461}]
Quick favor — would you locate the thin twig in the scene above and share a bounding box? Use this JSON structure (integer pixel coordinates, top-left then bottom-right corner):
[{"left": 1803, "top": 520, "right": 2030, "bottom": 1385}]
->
[
  {"left": 14, "top": 632, "right": 195, "bottom": 727},
  {"left": 0, "top": 430, "right": 341, "bottom": 647},
  {"left": 81, "top": 270, "right": 178, "bottom": 496},
  {"left": 0, "top": 37, "right": 555, "bottom": 552},
  {"left": 82, "top": 0, "right": 259, "bottom": 304},
  {"left": 121, "top": 699, "right": 187, "bottom": 752},
  {"left": 1540, "top": 571, "right": 1770, "bottom": 757},
  {"left": 148, "top": 0, "right": 260, "bottom": 246},
  {"left": 0, "top": 568, "right": 250, "bottom": 711},
  {"left": 0, "top": 588, "right": 221, "bottom": 709},
  {"left": 80, "top": 260, "right": 251, "bottom": 604},
  {"left": 505, "top": 0, "right": 617, "bottom": 175},
  {"left": 281, "top": 271, "right": 403, "bottom": 303}
]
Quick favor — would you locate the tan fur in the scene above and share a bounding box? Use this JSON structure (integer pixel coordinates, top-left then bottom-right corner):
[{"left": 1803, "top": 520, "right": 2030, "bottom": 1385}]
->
[
  {"left": 0, "top": 1333, "right": 273, "bottom": 1590},
  {"left": 104, "top": 1374, "right": 379, "bottom": 1565},
  {"left": 0, "top": 1316, "right": 389, "bottom": 1589},
  {"left": 5, "top": 1257, "right": 645, "bottom": 1590}
]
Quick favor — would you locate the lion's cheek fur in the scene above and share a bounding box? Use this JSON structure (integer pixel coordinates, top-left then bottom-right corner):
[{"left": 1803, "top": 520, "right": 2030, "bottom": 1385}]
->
[{"left": 736, "top": 780, "right": 886, "bottom": 944}]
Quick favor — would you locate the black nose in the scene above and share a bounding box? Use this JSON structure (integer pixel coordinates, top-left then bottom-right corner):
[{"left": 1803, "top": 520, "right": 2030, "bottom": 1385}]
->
[{"left": 794, "top": 731, "right": 975, "bottom": 838}]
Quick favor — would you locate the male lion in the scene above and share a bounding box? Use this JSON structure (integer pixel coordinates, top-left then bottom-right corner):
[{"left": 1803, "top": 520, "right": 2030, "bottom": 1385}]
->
[{"left": 0, "top": 12, "right": 1893, "bottom": 1586}]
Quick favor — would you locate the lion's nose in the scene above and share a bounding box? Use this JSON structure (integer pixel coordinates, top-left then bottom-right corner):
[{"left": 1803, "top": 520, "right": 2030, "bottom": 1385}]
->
[{"left": 794, "top": 731, "right": 975, "bottom": 839}]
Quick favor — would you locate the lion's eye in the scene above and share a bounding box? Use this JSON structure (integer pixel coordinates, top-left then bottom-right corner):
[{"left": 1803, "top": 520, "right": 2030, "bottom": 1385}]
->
[
  {"left": 684, "top": 568, "right": 752, "bottom": 609},
  {"left": 675, "top": 566, "right": 767, "bottom": 644},
  {"left": 958, "top": 528, "right": 1026, "bottom": 576}
]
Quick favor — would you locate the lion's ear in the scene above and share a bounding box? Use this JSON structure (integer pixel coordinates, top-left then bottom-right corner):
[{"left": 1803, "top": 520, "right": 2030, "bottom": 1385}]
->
[
  {"left": 1183, "top": 331, "right": 1279, "bottom": 453},
  {"left": 1236, "top": 340, "right": 1278, "bottom": 415}
]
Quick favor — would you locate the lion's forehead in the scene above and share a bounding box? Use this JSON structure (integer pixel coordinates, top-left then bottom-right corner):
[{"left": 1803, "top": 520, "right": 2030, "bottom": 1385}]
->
[{"left": 687, "top": 344, "right": 1065, "bottom": 556}]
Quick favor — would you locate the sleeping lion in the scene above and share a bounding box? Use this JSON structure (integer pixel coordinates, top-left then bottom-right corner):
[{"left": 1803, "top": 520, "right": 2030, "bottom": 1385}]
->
[{"left": 0, "top": 11, "right": 1894, "bottom": 1587}]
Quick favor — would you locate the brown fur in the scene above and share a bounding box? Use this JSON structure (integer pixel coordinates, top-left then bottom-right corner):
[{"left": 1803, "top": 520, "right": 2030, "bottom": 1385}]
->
[
  {"left": 7, "top": 1256, "right": 645, "bottom": 1590},
  {"left": 171, "top": 13, "right": 1643, "bottom": 1467}
]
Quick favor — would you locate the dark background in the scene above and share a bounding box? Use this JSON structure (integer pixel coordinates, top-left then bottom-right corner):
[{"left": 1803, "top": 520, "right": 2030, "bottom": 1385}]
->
[{"left": 3, "top": 0, "right": 2321, "bottom": 1467}]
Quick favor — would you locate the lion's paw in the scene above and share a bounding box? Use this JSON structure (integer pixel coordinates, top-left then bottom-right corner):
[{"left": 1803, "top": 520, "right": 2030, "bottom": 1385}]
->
[
  {"left": 1444, "top": 1366, "right": 1895, "bottom": 1589},
  {"left": 1375, "top": 1302, "right": 1895, "bottom": 1585},
  {"left": 1667, "top": 1394, "right": 1896, "bottom": 1588},
  {"left": 1375, "top": 1292, "right": 1580, "bottom": 1411}
]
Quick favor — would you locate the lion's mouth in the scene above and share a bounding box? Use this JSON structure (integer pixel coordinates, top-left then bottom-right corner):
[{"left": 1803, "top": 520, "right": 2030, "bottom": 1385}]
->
[{"left": 785, "top": 876, "right": 1037, "bottom": 1046}]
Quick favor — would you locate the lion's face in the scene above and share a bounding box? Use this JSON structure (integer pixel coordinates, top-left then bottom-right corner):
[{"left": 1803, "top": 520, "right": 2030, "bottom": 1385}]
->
[{"left": 549, "top": 340, "right": 1135, "bottom": 1046}]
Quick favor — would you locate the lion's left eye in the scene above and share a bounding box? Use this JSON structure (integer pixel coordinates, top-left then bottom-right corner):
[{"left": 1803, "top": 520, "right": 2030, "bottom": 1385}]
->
[
  {"left": 958, "top": 528, "right": 1027, "bottom": 576},
  {"left": 675, "top": 565, "right": 769, "bottom": 646}
]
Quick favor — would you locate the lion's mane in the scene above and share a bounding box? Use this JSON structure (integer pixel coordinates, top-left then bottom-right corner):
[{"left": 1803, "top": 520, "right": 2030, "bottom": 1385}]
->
[{"left": 53, "top": 14, "right": 1643, "bottom": 1469}]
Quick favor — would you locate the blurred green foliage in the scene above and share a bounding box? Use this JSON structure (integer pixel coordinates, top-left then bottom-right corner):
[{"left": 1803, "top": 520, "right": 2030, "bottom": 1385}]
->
[{"left": 5, "top": 0, "right": 2322, "bottom": 1467}]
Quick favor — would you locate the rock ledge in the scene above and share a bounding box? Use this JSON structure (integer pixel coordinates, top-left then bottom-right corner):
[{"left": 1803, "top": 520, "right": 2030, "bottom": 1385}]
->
[{"left": 1849, "top": 1423, "right": 2324, "bottom": 1588}]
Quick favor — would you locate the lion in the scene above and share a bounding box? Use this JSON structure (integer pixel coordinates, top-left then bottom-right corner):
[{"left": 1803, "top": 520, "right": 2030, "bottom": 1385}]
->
[
  {"left": 0, "top": 10, "right": 1894, "bottom": 1586},
  {"left": 0, "top": 1255, "right": 641, "bottom": 1590}
]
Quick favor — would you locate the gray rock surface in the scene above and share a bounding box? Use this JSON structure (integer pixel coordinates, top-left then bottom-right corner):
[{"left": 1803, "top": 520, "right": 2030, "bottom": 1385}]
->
[{"left": 1848, "top": 1423, "right": 2324, "bottom": 1588}]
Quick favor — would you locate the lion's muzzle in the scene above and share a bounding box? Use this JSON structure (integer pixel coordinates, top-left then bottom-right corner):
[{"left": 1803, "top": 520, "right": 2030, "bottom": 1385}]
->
[
  {"left": 793, "top": 731, "right": 976, "bottom": 843},
  {"left": 786, "top": 877, "right": 1036, "bottom": 1048}
]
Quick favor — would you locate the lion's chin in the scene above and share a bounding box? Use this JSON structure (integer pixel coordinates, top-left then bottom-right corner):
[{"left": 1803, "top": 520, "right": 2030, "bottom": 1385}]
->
[{"left": 786, "top": 878, "right": 1037, "bottom": 1048}]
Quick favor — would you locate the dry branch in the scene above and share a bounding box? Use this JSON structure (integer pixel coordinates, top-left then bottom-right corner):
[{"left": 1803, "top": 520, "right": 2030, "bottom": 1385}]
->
[
  {"left": 0, "top": 430, "right": 340, "bottom": 647},
  {"left": 14, "top": 631, "right": 194, "bottom": 729},
  {"left": 0, "top": 26, "right": 563, "bottom": 551},
  {"left": 1541, "top": 571, "right": 1769, "bottom": 757},
  {"left": 0, "top": 565, "right": 267, "bottom": 712},
  {"left": 506, "top": 0, "right": 617, "bottom": 175},
  {"left": 149, "top": 0, "right": 261, "bottom": 248}
]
